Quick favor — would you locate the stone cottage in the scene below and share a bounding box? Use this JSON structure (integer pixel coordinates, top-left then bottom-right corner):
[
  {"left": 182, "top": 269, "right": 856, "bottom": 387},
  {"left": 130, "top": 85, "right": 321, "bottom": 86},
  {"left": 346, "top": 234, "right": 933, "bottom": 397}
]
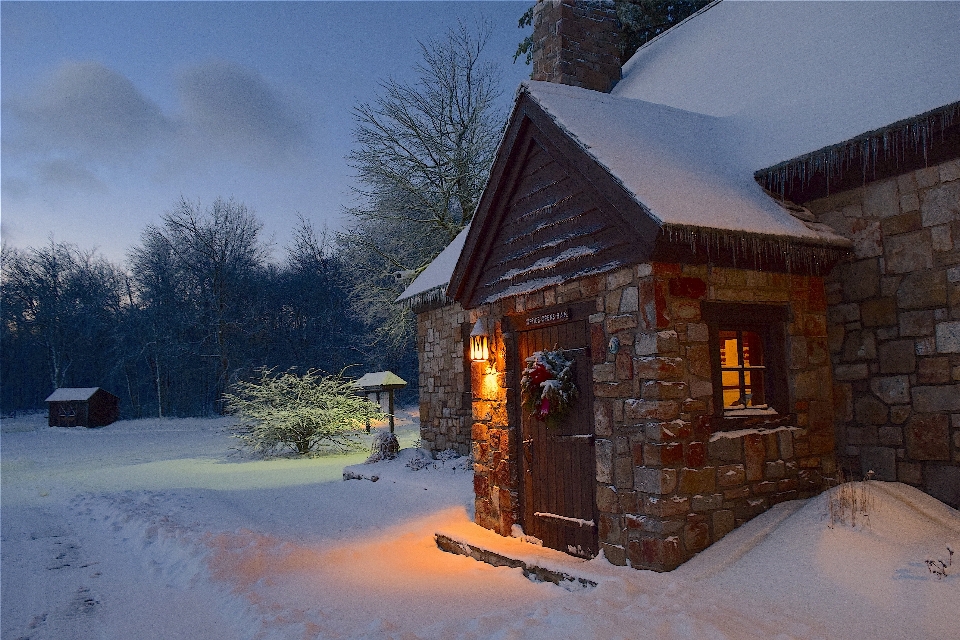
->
[{"left": 399, "top": 0, "right": 960, "bottom": 571}]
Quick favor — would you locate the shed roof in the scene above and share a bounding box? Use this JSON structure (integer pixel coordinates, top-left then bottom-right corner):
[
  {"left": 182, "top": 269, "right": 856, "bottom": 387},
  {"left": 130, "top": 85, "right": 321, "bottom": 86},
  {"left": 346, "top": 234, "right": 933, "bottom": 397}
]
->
[
  {"left": 613, "top": 0, "right": 960, "bottom": 171},
  {"left": 45, "top": 388, "right": 102, "bottom": 402}
]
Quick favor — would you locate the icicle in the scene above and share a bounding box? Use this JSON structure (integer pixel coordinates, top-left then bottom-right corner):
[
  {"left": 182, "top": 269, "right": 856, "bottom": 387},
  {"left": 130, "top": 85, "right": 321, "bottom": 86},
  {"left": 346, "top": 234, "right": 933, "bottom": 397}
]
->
[{"left": 758, "top": 101, "right": 959, "bottom": 198}]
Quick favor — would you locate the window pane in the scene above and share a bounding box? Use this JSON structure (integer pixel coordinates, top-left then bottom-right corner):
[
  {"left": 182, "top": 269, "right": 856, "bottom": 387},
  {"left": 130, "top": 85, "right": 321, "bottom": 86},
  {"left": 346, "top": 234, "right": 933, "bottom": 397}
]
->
[
  {"left": 742, "top": 331, "right": 763, "bottom": 367},
  {"left": 719, "top": 331, "right": 740, "bottom": 366},
  {"left": 721, "top": 370, "right": 740, "bottom": 387},
  {"left": 748, "top": 371, "right": 765, "bottom": 406},
  {"left": 723, "top": 389, "right": 742, "bottom": 408}
]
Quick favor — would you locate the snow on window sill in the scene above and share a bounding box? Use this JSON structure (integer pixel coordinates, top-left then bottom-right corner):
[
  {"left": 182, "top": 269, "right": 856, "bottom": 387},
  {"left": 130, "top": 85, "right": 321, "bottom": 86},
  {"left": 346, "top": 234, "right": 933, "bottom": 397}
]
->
[{"left": 722, "top": 406, "right": 778, "bottom": 417}]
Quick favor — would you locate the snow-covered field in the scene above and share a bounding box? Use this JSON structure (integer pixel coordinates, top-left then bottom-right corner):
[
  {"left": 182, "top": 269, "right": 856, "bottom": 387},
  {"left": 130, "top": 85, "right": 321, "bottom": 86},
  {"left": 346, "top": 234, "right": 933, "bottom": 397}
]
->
[{"left": 2, "top": 412, "right": 958, "bottom": 640}]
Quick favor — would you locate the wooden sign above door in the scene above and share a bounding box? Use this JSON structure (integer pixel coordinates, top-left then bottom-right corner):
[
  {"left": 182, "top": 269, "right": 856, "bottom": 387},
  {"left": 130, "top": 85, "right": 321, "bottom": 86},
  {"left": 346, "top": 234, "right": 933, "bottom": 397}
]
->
[
  {"left": 521, "top": 308, "right": 571, "bottom": 330},
  {"left": 514, "top": 300, "right": 596, "bottom": 332}
]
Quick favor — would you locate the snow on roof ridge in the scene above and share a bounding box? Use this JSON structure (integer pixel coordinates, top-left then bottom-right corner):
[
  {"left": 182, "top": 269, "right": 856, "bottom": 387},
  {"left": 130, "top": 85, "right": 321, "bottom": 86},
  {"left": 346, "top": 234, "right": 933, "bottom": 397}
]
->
[
  {"left": 618, "top": 0, "right": 723, "bottom": 79},
  {"left": 354, "top": 371, "right": 407, "bottom": 389},
  {"left": 521, "top": 81, "right": 672, "bottom": 226},
  {"left": 45, "top": 387, "right": 102, "bottom": 402}
]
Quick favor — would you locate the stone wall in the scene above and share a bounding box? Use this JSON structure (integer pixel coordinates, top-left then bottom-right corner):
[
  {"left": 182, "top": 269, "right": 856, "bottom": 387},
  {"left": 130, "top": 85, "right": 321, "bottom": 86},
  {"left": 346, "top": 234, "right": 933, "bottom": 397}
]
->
[
  {"left": 470, "top": 312, "right": 514, "bottom": 536},
  {"left": 470, "top": 262, "right": 836, "bottom": 570},
  {"left": 807, "top": 158, "right": 960, "bottom": 508},
  {"left": 416, "top": 301, "right": 472, "bottom": 456},
  {"left": 531, "top": 0, "right": 621, "bottom": 93}
]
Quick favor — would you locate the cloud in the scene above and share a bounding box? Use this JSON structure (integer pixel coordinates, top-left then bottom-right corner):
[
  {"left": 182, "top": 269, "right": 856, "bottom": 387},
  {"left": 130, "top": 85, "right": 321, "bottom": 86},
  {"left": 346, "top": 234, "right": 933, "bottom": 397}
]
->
[
  {"left": 1, "top": 57, "right": 313, "bottom": 221},
  {"left": 177, "top": 60, "right": 309, "bottom": 160},
  {"left": 38, "top": 159, "right": 107, "bottom": 192},
  {"left": 1, "top": 175, "right": 31, "bottom": 201},
  {"left": 8, "top": 61, "right": 171, "bottom": 157}
]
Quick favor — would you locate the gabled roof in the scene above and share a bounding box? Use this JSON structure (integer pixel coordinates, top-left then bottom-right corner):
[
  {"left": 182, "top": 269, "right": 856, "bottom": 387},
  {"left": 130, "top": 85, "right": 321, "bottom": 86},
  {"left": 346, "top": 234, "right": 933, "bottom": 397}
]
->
[
  {"left": 450, "top": 84, "right": 848, "bottom": 308},
  {"left": 523, "top": 81, "right": 847, "bottom": 244},
  {"left": 45, "top": 387, "right": 103, "bottom": 402},
  {"left": 614, "top": 0, "right": 960, "bottom": 171},
  {"left": 395, "top": 223, "right": 471, "bottom": 310},
  {"left": 441, "top": 0, "right": 958, "bottom": 309}
]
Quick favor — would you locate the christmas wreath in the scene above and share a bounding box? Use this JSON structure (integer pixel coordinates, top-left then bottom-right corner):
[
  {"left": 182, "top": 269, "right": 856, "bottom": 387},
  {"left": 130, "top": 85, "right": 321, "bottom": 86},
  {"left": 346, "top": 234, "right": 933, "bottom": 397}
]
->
[{"left": 521, "top": 349, "right": 577, "bottom": 425}]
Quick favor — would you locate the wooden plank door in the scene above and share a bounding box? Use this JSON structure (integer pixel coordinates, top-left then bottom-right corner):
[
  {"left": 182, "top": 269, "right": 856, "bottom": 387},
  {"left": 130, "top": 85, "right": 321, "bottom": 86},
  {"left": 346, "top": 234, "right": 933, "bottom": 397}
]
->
[{"left": 518, "top": 320, "right": 597, "bottom": 558}]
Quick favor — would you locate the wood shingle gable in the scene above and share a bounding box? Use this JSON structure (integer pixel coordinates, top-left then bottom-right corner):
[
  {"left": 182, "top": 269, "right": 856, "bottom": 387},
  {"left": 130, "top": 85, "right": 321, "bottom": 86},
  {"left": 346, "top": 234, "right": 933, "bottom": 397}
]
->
[
  {"left": 450, "top": 89, "right": 658, "bottom": 310},
  {"left": 451, "top": 83, "right": 850, "bottom": 310}
]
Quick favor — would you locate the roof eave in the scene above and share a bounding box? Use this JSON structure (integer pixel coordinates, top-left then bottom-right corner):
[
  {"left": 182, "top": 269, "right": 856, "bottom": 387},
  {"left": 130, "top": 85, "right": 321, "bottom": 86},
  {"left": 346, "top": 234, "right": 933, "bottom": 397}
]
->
[
  {"left": 756, "top": 101, "right": 960, "bottom": 204},
  {"left": 655, "top": 223, "right": 850, "bottom": 277}
]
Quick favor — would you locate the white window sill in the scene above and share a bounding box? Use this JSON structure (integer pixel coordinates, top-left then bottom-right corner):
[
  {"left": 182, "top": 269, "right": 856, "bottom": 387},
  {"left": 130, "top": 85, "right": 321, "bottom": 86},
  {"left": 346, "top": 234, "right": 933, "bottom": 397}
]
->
[{"left": 722, "top": 407, "right": 779, "bottom": 417}]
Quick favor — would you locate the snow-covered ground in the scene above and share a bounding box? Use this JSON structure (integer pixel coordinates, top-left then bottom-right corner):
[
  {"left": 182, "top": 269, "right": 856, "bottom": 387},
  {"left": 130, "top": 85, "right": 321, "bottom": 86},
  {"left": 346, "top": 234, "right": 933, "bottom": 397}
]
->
[{"left": 2, "top": 412, "right": 958, "bottom": 640}]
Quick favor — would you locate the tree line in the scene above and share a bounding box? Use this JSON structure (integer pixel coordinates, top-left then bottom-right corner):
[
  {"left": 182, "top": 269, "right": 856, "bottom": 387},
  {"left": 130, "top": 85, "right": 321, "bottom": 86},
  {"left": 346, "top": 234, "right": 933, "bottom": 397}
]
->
[{"left": 1, "top": 203, "right": 373, "bottom": 417}]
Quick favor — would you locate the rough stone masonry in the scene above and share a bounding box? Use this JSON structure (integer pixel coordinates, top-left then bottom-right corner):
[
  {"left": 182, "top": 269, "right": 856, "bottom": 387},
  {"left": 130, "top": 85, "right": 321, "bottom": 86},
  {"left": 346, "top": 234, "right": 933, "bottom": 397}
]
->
[{"left": 809, "top": 157, "right": 960, "bottom": 508}]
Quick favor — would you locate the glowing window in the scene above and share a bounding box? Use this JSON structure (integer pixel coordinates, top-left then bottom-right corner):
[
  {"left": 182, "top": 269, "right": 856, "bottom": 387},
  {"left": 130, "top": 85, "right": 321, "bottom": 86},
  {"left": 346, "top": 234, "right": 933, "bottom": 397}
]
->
[
  {"left": 719, "top": 330, "right": 766, "bottom": 410},
  {"left": 704, "top": 302, "right": 789, "bottom": 421}
]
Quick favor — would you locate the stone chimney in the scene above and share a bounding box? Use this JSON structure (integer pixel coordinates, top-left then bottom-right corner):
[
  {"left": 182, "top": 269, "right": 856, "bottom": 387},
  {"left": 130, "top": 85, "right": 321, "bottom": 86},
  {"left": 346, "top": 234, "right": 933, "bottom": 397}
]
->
[{"left": 531, "top": 0, "right": 621, "bottom": 93}]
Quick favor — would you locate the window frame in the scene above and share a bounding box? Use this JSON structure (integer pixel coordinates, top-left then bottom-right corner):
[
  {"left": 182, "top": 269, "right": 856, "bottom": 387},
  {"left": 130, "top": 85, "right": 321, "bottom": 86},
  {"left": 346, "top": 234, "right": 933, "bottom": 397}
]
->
[
  {"left": 702, "top": 302, "right": 790, "bottom": 420},
  {"left": 718, "top": 327, "right": 769, "bottom": 411}
]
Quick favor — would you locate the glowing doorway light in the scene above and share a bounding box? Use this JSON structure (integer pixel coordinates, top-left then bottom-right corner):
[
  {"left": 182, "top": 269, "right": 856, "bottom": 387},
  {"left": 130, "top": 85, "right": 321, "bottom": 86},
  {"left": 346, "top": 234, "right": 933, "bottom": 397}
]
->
[{"left": 470, "top": 318, "right": 490, "bottom": 362}]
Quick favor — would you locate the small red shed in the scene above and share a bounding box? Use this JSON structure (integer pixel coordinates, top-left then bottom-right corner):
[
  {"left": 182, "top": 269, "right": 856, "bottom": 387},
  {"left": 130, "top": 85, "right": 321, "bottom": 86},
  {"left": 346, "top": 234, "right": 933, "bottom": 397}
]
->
[{"left": 45, "top": 387, "right": 120, "bottom": 428}]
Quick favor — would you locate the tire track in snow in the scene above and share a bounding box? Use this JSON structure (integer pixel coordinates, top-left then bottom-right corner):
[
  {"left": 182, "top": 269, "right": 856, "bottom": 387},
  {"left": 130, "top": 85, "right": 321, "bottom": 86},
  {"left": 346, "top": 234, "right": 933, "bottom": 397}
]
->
[
  {"left": 70, "top": 491, "right": 264, "bottom": 639},
  {"left": 70, "top": 490, "right": 357, "bottom": 640},
  {"left": 1, "top": 504, "right": 105, "bottom": 640}
]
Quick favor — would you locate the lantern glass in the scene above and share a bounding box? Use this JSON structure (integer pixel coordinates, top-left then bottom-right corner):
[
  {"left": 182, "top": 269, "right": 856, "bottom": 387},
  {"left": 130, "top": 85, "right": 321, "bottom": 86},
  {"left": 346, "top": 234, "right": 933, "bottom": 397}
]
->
[
  {"left": 471, "top": 334, "right": 489, "bottom": 361},
  {"left": 470, "top": 318, "right": 490, "bottom": 362}
]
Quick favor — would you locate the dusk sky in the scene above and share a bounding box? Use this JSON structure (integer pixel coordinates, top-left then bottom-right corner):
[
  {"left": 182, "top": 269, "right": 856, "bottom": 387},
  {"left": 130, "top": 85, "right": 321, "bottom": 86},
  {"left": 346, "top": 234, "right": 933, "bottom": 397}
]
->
[{"left": 1, "top": 1, "right": 531, "bottom": 263}]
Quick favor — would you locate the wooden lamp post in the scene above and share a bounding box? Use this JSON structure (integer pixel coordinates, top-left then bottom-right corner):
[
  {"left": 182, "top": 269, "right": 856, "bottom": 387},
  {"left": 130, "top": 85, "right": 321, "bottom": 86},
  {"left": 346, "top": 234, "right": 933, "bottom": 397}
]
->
[{"left": 354, "top": 371, "right": 408, "bottom": 433}]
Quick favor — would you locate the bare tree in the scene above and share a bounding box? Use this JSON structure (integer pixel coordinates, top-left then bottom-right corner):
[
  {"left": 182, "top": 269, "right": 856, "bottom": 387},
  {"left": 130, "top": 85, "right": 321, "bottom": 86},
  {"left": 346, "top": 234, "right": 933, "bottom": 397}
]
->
[
  {"left": 348, "top": 20, "right": 503, "bottom": 244},
  {"left": 1, "top": 240, "right": 125, "bottom": 399},
  {"left": 341, "top": 20, "right": 506, "bottom": 364},
  {"left": 128, "top": 227, "right": 185, "bottom": 417},
  {"left": 268, "top": 218, "right": 367, "bottom": 371},
  {"left": 131, "top": 197, "right": 268, "bottom": 412},
  {"left": 338, "top": 211, "right": 425, "bottom": 356}
]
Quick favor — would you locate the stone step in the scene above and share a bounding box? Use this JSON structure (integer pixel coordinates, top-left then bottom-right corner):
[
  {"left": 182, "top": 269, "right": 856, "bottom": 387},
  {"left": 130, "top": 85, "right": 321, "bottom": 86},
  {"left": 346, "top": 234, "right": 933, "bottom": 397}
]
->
[{"left": 434, "top": 533, "right": 597, "bottom": 591}]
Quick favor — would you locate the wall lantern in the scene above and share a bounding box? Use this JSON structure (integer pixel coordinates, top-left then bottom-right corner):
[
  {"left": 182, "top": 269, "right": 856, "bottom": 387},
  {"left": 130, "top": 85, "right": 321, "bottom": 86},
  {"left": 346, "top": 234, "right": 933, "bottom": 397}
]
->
[{"left": 470, "top": 318, "right": 491, "bottom": 362}]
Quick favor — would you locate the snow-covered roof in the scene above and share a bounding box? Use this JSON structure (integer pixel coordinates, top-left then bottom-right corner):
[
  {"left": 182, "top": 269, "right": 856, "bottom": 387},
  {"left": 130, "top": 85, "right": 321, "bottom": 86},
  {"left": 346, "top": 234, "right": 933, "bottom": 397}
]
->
[
  {"left": 354, "top": 371, "right": 407, "bottom": 390},
  {"left": 523, "top": 81, "right": 847, "bottom": 245},
  {"left": 396, "top": 224, "right": 471, "bottom": 308},
  {"left": 418, "top": 1, "right": 960, "bottom": 310},
  {"left": 614, "top": 0, "right": 960, "bottom": 170},
  {"left": 45, "top": 388, "right": 101, "bottom": 402}
]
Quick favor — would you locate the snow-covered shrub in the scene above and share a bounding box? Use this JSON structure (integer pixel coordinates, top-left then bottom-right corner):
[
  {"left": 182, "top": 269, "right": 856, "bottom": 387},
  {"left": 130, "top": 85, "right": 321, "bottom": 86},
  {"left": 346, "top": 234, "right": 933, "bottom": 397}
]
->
[
  {"left": 225, "top": 368, "right": 386, "bottom": 456},
  {"left": 366, "top": 431, "right": 399, "bottom": 463},
  {"left": 403, "top": 448, "right": 431, "bottom": 470},
  {"left": 435, "top": 448, "right": 460, "bottom": 462},
  {"left": 401, "top": 447, "right": 471, "bottom": 471}
]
